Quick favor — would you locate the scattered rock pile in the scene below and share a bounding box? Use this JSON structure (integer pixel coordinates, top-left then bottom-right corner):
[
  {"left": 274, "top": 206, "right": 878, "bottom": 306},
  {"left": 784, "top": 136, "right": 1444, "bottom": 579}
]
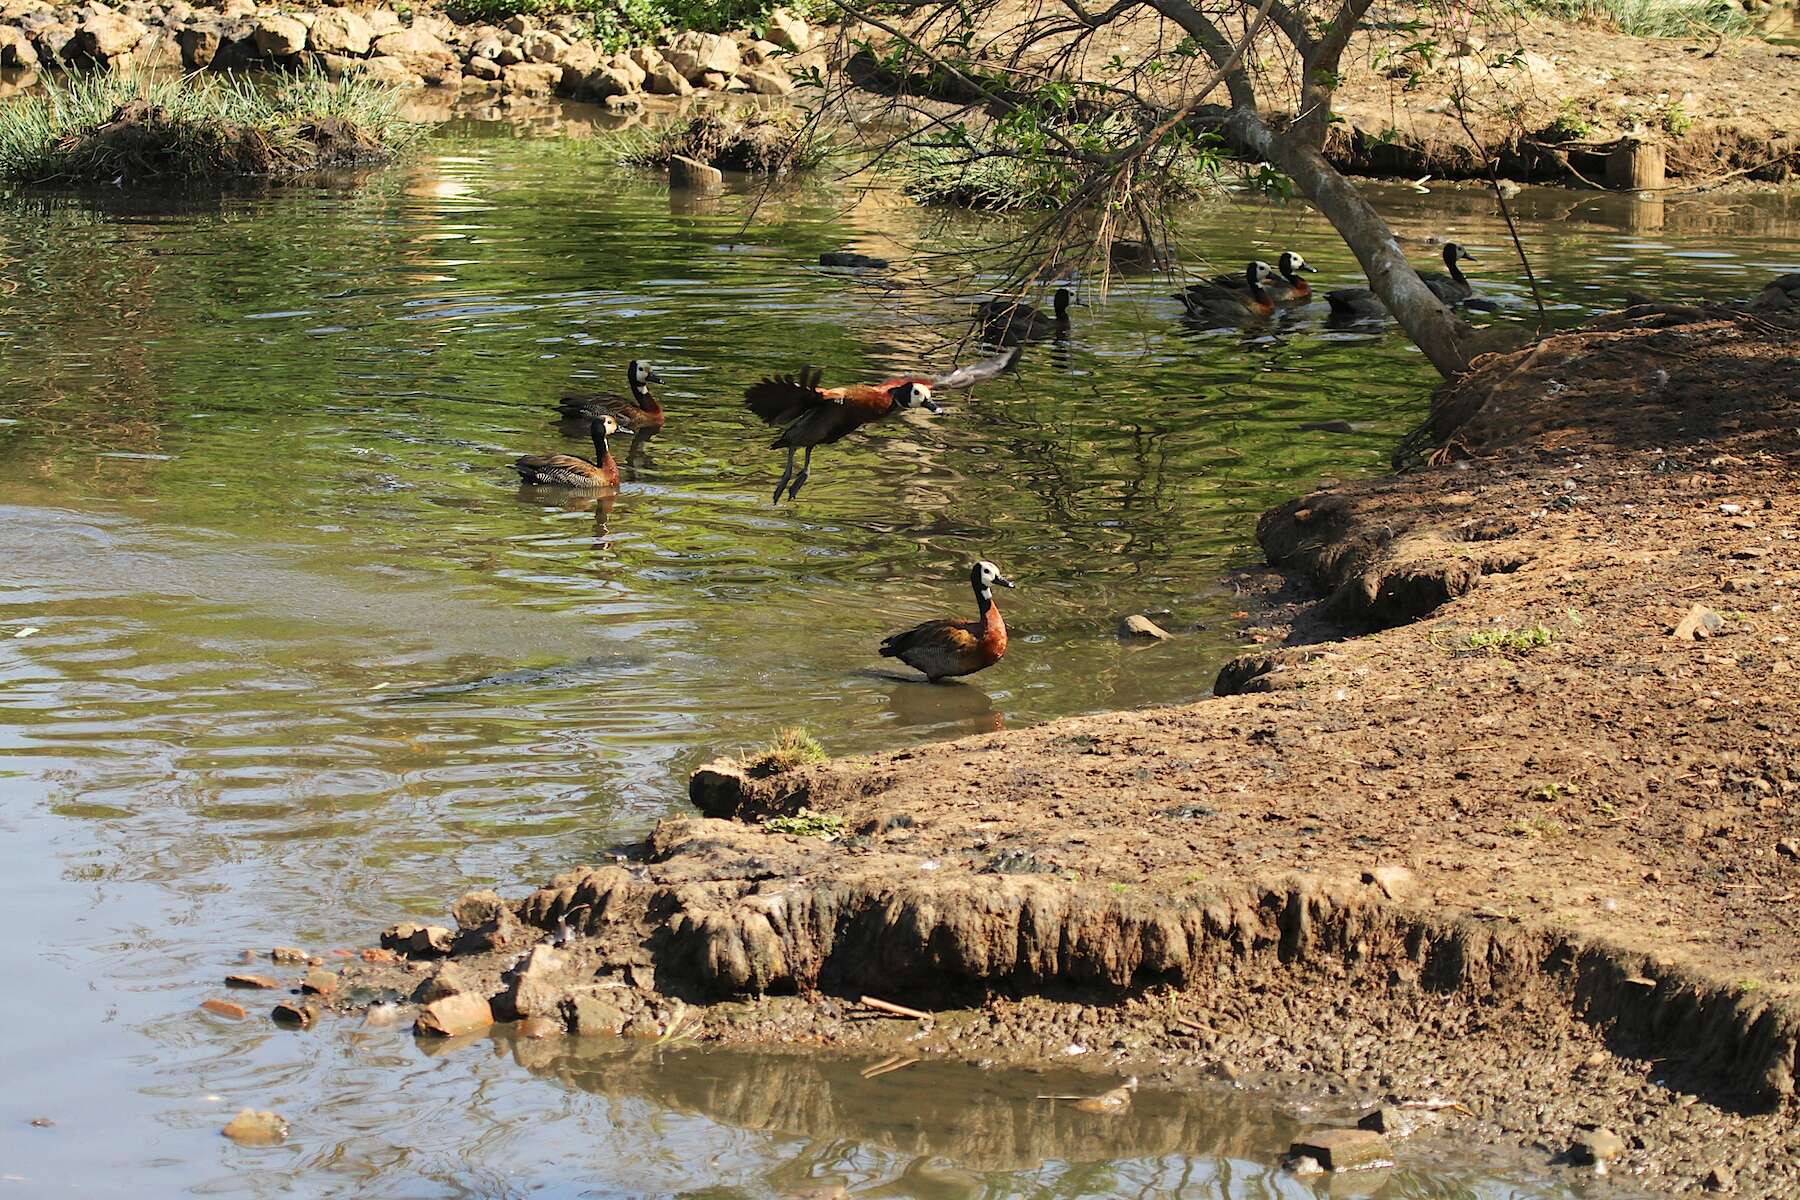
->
[{"left": 0, "top": 0, "right": 831, "bottom": 107}]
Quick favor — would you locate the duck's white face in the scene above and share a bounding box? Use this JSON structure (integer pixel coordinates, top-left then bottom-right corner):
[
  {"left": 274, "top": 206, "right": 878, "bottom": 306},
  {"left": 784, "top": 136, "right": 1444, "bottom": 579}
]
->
[
  {"left": 973, "top": 560, "right": 1015, "bottom": 589},
  {"left": 601, "top": 415, "right": 618, "bottom": 435},
  {"left": 898, "top": 382, "right": 932, "bottom": 408},
  {"left": 629, "top": 361, "right": 660, "bottom": 386},
  {"left": 1282, "top": 252, "right": 1313, "bottom": 274},
  {"left": 1252, "top": 260, "right": 1277, "bottom": 283}
]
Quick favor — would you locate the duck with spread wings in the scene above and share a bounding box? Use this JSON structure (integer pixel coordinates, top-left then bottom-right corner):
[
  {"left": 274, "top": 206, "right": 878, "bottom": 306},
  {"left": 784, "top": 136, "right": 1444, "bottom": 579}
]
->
[{"left": 744, "top": 344, "right": 1022, "bottom": 503}]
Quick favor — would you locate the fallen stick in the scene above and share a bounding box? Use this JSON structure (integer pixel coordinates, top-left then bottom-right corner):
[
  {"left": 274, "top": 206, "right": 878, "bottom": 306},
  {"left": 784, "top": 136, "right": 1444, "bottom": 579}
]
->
[
  {"left": 859, "top": 995, "right": 931, "bottom": 1020},
  {"left": 861, "top": 1056, "right": 920, "bottom": 1079}
]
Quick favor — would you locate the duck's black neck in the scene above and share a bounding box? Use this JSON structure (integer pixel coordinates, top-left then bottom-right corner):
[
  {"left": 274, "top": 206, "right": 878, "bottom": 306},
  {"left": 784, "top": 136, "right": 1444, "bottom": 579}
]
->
[
  {"left": 589, "top": 421, "right": 612, "bottom": 463},
  {"left": 1444, "top": 246, "right": 1467, "bottom": 284},
  {"left": 630, "top": 378, "right": 661, "bottom": 411},
  {"left": 974, "top": 584, "right": 994, "bottom": 615},
  {"left": 1053, "top": 292, "right": 1070, "bottom": 319}
]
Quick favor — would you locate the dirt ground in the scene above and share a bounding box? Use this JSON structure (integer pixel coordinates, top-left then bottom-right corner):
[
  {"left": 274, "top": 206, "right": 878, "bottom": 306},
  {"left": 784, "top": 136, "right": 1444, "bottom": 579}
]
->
[
  {"left": 841, "top": 0, "right": 1800, "bottom": 185},
  {"left": 1325, "top": 6, "right": 1800, "bottom": 183},
  {"left": 275, "top": 303, "right": 1800, "bottom": 1195}
]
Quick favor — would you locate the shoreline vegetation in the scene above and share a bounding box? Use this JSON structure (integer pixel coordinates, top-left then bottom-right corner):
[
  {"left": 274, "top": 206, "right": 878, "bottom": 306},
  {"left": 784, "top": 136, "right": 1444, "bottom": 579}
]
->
[
  {"left": 0, "top": 68, "right": 416, "bottom": 182},
  {"left": 0, "top": 1, "right": 1797, "bottom": 188},
  {"left": 264, "top": 299, "right": 1800, "bottom": 1195}
]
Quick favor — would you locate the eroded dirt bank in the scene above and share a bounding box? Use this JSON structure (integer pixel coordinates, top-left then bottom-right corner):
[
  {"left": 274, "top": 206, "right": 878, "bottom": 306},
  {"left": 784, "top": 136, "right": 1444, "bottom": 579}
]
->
[{"left": 299, "top": 303, "right": 1799, "bottom": 1195}]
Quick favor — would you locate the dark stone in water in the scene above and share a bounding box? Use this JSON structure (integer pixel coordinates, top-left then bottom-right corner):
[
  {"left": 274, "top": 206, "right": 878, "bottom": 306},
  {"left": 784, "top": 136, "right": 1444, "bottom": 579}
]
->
[{"left": 819, "top": 251, "right": 889, "bottom": 269}]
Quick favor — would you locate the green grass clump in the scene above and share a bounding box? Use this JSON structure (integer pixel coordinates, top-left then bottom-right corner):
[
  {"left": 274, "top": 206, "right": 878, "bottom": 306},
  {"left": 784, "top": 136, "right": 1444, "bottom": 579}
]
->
[
  {"left": 1510, "top": 0, "right": 1750, "bottom": 37},
  {"left": 0, "top": 70, "right": 418, "bottom": 186},
  {"left": 1459, "top": 622, "right": 1556, "bottom": 655},
  {"left": 761, "top": 806, "right": 846, "bottom": 838},
  {"left": 443, "top": 0, "right": 830, "bottom": 50},
  {"left": 617, "top": 109, "right": 831, "bottom": 173},
  {"left": 742, "top": 727, "right": 826, "bottom": 775}
]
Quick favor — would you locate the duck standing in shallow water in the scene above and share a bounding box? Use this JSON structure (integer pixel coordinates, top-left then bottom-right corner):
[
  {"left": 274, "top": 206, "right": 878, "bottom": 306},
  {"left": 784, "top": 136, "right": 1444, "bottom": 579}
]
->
[
  {"left": 976, "top": 287, "right": 1076, "bottom": 344},
  {"left": 514, "top": 414, "right": 626, "bottom": 489},
  {"left": 1327, "top": 242, "right": 1478, "bottom": 318},
  {"left": 1199, "top": 250, "right": 1317, "bottom": 305},
  {"left": 745, "top": 345, "right": 1021, "bottom": 503},
  {"left": 880, "top": 560, "right": 1014, "bottom": 683},
  {"left": 557, "top": 360, "right": 663, "bottom": 465},
  {"left": 1177, "top": 261, "right": 1277, "bottom": 323}
]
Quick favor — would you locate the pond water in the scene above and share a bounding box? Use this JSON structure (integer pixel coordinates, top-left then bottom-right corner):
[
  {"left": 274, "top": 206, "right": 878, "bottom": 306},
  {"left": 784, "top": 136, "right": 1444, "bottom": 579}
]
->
[{"left": 2, "top": 100, "right": 1797, "bottom": 1196}]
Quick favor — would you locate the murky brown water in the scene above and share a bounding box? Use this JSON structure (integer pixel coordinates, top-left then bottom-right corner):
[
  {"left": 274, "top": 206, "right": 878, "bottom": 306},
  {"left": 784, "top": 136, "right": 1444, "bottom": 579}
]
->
[{"left": 1, "top": 99, "right": 1795, "bottom": 1196}]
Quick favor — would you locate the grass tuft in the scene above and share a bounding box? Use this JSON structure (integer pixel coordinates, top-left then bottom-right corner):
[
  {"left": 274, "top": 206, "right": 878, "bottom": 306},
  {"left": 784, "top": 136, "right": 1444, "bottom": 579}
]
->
[
  {"left": 742, "top": 727, "right": 826, "bottom": 776},
  {"left": 617, "top": 109, "right": 830, "bottom": 174},
  {"left": 1458, "top": 622, "right": 1556, "bottom": 655},
  {"left": 761, "top": 806, "right": 846, "bottom": 838},
  {"left": 0, "top": 69, "right": 419, "bottom": 186},
  {"left": 1510, "top": 0, "right": 1750, "bottom": 37},
  {"left": 444, "top": 0, "right": 831, "bottom": 50}
]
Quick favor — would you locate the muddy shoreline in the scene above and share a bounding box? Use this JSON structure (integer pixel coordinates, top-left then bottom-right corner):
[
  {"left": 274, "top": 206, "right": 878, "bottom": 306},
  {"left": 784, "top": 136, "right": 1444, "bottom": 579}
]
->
[{"left": 248, "top": 300, "right": 1800, "bottom": 1194}]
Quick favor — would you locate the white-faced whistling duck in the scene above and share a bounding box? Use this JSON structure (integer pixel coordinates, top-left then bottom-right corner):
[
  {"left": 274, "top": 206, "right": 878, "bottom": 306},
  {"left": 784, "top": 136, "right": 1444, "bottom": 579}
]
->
[
  {"left": 1178, "top": 261, "right": 1277, "bottom": 322},
  {"left": 1327, "top": 242, "right": 1478, "bottom": 318},
  {"left": 1201, "top": 250, "right": 1317, "bottom": 304},
  {"left": 976, "top": 287, "right": 1076, "bottom": 344},
  {"left": 880, "top": 559, "right": 1014, "bottom": 683},
  {"left": 744, "top": 344, "right": 1023, "bottom": 503},
  {"left": 514, "top": 414, "right": 627, "bottom": 489},
  {"left": 1418, "top": 242, "right": 1478, "bottom": 303},
  {"left": 557, "top": 360, "right": 665, "bottom": 434}
]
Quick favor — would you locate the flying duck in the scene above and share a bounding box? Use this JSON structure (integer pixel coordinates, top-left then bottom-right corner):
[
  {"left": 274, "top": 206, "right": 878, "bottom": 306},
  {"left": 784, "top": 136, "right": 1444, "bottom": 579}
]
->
[{"left": 745, "top": 345, "right": 1021, "bottom": 503}]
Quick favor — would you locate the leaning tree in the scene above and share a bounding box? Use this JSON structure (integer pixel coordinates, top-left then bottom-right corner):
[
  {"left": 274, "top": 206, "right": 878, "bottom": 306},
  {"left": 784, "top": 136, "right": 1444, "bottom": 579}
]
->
[{"left": 803, "top": 0, "right": 1489, "bottom": 377}]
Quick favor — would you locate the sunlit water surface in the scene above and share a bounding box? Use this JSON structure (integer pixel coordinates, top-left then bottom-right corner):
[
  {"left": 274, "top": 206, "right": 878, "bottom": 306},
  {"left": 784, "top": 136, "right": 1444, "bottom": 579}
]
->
[{"left": 2, "top": 105, "right": 1797, "bottom": 1197}]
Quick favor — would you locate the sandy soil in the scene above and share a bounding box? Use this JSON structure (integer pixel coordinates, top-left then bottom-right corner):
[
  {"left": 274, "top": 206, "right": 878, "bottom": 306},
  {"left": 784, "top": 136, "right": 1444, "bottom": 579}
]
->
[{"left": 841, "top": 0, "right": 1800, "bottom": 184}]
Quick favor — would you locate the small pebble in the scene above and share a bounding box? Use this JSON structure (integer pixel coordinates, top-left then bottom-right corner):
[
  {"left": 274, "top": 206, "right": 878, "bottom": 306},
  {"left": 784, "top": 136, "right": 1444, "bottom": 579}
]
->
[{"left": 221, "top": 1109, "right": 288, "bottom": 1145}]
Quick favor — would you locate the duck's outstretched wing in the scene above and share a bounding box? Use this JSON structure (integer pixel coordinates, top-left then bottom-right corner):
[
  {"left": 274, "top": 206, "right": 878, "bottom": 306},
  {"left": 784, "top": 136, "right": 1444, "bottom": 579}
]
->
[
  {"left": 745, "top": 366, "right": 830, "bottom": 426},
  {"left": 930, "top": 344, "right": 1023, "bottom": 392}
]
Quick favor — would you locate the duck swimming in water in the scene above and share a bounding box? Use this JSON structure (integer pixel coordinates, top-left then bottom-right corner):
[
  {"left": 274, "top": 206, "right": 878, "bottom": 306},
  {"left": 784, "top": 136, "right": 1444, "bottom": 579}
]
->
[
  {"left": 880, "top": 560, "right": 1014, "bottom": 683},
  {"left": 976, "top": 288, "right": 1076, "bottom": 344},
  {"left": 514, "top": 415, "right": 626, "bottom": 489},
  {"left": 745, "top": 345, "right": 1021, "bottom": 503},
  {"left": 556, "top": 360, "right": 664, "bottom": 435},
  {"left": 1327, "top": 242, "right": 1478, "bottom": 318},
  {"left": 1197, "top": 250, "right": 1317, "bottom": 305},
  {"left": 1178, "top": 261, "right": 1277, "bottom": 323}
]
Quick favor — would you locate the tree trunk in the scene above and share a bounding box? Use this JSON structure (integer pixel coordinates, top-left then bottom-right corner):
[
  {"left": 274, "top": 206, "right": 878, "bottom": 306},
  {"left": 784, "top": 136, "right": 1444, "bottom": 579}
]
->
[{"left": 1224, "top": 112, "right": 1471, "bottom": 379}]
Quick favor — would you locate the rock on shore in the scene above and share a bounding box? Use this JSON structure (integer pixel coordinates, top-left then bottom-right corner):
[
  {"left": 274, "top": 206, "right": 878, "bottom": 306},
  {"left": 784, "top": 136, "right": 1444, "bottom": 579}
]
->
[{"left": 0, "top": 0, "right": 831, "bottom": 105}]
